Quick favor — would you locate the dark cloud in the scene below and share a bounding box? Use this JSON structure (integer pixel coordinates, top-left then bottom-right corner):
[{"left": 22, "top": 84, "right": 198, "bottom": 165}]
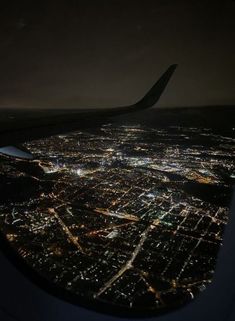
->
[{"left": 0, "top": 0, "right": 234, "bottom": 109}]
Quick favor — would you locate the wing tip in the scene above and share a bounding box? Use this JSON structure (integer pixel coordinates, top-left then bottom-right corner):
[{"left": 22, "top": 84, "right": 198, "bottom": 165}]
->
[{"left": 136, "top": 63, "right": 178, "bottom": 110}]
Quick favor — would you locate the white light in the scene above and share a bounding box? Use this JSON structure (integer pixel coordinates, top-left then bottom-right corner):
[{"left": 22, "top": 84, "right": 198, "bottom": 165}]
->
[
  {"left": 147, "top": 193, "right": 155, "bottom": 198},
  {"left": 76, "top": 169, "right": 82, "bottom": 176}
]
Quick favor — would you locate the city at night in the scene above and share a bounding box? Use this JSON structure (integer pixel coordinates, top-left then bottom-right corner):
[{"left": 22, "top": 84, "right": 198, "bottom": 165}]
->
[
  {"left": 0, "top": 1, "right": 235, "bottom": 320},
  {"left": 0, "top": 116, "right": 234, "bottom": 314}
]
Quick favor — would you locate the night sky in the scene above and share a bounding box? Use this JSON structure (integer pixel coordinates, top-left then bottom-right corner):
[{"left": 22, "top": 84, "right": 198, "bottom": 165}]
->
[{"left": 0, "top": 0, "right": 235, "bottom": 109}]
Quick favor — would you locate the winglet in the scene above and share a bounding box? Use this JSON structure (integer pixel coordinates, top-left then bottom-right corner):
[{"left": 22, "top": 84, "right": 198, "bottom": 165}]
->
[
  {"left": 134, "top": 64, "right": 178, "bottom": 110},
  {"left": 0, "top": 146, "right": 34, "bottom": 160}
]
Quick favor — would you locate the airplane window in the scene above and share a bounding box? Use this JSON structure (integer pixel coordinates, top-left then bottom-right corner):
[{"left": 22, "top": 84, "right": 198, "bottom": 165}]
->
[{"left": 0, "top": 114, "right": 234, "bottom": 316}]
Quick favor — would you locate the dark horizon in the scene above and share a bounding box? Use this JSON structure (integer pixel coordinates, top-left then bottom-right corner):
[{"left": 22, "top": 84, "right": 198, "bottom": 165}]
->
[{"left": 0, "top": 0, "right": 235, "bottom": 109}]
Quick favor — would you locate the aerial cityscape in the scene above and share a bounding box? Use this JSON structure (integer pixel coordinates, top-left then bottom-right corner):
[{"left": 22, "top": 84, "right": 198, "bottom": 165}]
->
[{"left": 0, "top": 122, "right": 234, "bottom": 314}]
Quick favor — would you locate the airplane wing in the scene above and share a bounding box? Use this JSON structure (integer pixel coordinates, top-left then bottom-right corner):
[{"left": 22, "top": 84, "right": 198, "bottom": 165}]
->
[{"left": 0, "top": 64, "right": 177, "bottom": 159}]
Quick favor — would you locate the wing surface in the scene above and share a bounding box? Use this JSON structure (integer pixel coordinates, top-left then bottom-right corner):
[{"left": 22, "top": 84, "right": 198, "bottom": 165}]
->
[{"left": 0, "top": 65, "right": 177, "bottom": 158}]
